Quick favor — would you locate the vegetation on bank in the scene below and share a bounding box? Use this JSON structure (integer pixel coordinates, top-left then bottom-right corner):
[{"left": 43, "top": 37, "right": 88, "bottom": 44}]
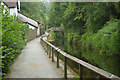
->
[
  {"left": 47, "top": 2, "right": 120, "bottom": 76},
  {"left": 19, "top": 2, "right": 120, "bottom": 77},
  {"left": 48, "top": 31, "right": 55, "bottom": 41},
  {"left": 1, "top": 6, "right": 29, "bottom": 76}
]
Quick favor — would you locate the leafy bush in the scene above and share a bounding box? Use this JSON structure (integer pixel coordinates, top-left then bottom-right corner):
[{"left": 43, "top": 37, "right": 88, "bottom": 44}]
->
[
  {"left": 46, "top": 2, "right": 120, "bottom": 76},
  {"left": 81, "top": 18, "right": 119, "bottom": 56},
  {"left": 80, "top": 18, "right": 120, "bottom": 76},
  {"left": 48, "top": 31, "right": 55, "bottom": 41},
  {"left": 1, "top": 7, "right": 29, "bottom": 76}
]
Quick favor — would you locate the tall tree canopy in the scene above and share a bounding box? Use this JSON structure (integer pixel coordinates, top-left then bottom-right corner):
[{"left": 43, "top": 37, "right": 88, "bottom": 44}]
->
[
  {"left": 47, "top": 2, "right": 120, "bottom": 77},
  {"left": 21, "top": 2, "right": 48, "bottom": 25},
  {"left": 20, "top": 2, "right": 120, "bottom": 77}
]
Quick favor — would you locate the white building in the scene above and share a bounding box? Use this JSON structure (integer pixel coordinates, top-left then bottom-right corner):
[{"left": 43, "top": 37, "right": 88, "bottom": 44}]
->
[
  {"left": 2, "top": 0, "right": 20, "bottom": 16},
  {"left": 2, "top": 0, "right": 41, "bottom": 41}
]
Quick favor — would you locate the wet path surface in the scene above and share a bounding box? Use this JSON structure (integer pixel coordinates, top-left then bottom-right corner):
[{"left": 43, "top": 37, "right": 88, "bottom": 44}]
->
[{"left": 5, "top": 37, "right": 63, "bottom": 78}]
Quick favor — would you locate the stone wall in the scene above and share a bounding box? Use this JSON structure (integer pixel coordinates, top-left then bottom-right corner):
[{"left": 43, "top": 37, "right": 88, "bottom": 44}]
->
[
  {"left": 26, "top": 28, "right": 37, "bottom": 42},
  {"left": 40, "top": 24, "right": 45, "bottom": 36}
]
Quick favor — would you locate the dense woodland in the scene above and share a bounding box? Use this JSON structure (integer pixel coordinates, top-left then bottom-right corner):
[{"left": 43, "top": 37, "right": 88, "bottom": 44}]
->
[
  {"left": 1, "top": 2, "right": 120, "bottom": 77},
  {"left": 21, "top": 2, "right": 120, "bottom": 77},
  {"left": 47, "top": 2, "right": 120, "bottom": 76},
  {"left": 20, "top": 2, "right": 47, "bottom": 25}
]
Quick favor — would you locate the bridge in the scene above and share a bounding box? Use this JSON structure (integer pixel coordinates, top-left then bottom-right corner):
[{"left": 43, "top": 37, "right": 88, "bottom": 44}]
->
[
  {"left": 4, "top": 32, "right": 120, "bottom": 80},
  {"left": 47, "top": 26, "right": 64, "bottom": 38}
]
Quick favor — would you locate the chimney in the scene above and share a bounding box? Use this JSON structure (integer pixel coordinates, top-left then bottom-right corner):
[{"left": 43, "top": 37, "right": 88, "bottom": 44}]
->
[{"left": 17, "top": 0, "right": 20, "bottom": 12}]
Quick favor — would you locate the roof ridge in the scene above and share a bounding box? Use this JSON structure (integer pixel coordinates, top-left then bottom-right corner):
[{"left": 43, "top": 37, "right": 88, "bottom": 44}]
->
[{"left": 3, "top": 1, "right": 17, "bottom": 8}]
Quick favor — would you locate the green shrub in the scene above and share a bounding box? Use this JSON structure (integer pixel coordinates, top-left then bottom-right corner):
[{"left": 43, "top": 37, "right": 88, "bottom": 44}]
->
[
  {"left": 1, "top": 7, "right": 29, "bottom": 76},
  {"left": 80, "top": 18, "right": 120, "bottom": 76},
  {"left": 81, "top": 18, "right": 119, "bottom": 56}
]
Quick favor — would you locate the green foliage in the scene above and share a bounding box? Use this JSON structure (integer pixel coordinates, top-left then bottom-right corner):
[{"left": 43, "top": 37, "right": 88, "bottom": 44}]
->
[
  {"left": 47, "top": 2, "right": 120, "bottom": 76},
  {"left": 0, "top": 3, "right": 2, "bottom": 77},
  {"left": 48, "top": 2, "right": 68, "bottom": 28},
  {"left": 81, "top": 18, "right": 119, "bottom": 56},
  {"left": 82, "top": 3, "right": 119, "bottom": 32},
  {"left": 1, "top": 8, "right": 29, "bottom": 76},
  {"left": 21, "top": 2, "right": 48, "bottom": 26},
  {"left": 48, "top": 31, "right": 55, "bottom": 41}
]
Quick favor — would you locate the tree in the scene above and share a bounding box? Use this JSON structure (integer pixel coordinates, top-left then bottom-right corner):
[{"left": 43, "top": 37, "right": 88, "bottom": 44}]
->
[{"left": 21, "top": 2, "right": 48, "bottom": 25}]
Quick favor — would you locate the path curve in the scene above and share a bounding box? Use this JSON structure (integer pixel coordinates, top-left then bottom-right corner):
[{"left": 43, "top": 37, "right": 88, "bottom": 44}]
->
[{"left": 5, "top": 37, "right": 63, "bottom": 78}]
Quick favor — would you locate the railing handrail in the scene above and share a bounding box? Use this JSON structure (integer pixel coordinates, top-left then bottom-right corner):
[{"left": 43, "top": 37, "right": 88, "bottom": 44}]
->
[{"left": 40, "top": 37, "right": 120, "bottom": 80}]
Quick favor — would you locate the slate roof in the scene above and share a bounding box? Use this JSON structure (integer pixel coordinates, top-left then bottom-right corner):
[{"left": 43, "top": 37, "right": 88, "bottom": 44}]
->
[
  {"left": 3, "top": 1, "right": 40, "bottom": 28},
  {"left": 3, "top": 1, "right": 17, "bottom": 8}
]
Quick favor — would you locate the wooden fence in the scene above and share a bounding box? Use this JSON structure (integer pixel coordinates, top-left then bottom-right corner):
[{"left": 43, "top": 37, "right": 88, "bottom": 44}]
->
[{"left": 40, "top": 37, "right": 120, "bottom": 80}]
